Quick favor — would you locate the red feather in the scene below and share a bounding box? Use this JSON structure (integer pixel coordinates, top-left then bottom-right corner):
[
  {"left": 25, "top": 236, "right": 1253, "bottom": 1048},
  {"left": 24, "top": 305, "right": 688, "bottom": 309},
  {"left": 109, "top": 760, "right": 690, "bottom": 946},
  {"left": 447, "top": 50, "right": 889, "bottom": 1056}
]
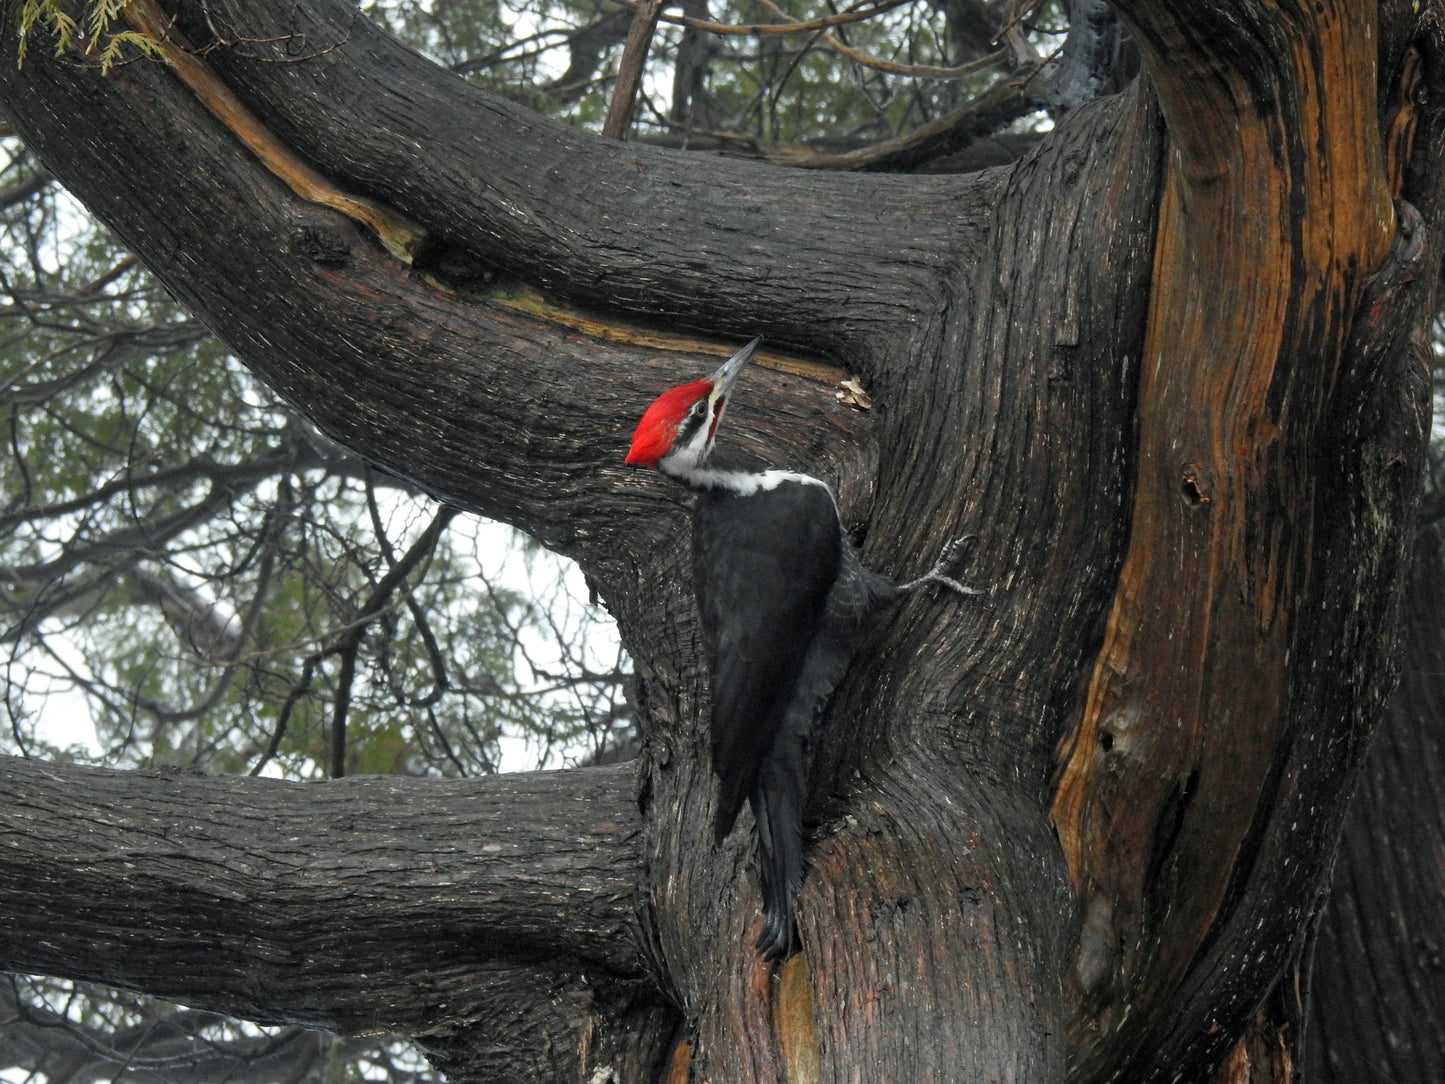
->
[{"left": 624, "top": 379, "right": 712, "bottom": 466}]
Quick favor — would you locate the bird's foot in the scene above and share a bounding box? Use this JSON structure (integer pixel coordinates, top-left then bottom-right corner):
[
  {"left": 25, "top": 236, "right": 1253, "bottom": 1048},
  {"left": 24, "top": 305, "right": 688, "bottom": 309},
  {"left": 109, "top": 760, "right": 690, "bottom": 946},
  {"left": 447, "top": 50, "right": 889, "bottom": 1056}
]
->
[
  {"left": 755, "top": 909, "right": 799, "bottom": 962},
  {"left": 898, "top": 534, "right": 983, "bottom": 597}
]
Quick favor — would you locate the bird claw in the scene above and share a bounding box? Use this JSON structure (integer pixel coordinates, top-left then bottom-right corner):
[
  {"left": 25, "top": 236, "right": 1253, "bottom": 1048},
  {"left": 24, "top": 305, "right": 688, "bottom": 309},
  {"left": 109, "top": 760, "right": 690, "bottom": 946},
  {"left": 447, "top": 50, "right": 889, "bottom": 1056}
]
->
[
  {"left": 899, "top": 534, "right": 982, "bottom": 597},
  {"left": 936, "top": 534, "right": 974, "bottom": 571}
]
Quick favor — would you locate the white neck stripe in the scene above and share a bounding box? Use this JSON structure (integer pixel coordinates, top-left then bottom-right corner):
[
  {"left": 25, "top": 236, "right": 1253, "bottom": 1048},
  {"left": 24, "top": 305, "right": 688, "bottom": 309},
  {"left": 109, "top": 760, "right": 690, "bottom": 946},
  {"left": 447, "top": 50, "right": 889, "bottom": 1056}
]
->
[{"left": 661, "top": 463, "right": 830, "bottom": 497}]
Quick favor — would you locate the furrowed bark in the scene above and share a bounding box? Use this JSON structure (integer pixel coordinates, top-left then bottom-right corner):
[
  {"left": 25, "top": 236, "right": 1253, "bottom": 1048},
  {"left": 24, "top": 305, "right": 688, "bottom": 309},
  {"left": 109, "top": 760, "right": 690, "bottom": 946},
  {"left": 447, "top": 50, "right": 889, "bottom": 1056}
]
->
[
  {"left": 0, "top": 757, "right": 679, "bottom": 1081},
  {"left": 1, "top": 2, "right": 1441, "bottom": 1081},
  {"left": 1307, "top": 524, "right": 1445, "bottom": 1082},
  {"left": 640, "top": 81, "right": 1164, "bottom": 1081},
  {"left": 158, "top": 0, "right": 984, "bottom": 360},
  {"left": 0, "top": 9, "right": 884, "bottom": 624},
  {"left": 0, "top": 759, "right": 644, "bottom": 1016},
  {"left": 1051, "top": 3, "right": 1434, "bottom": 1080}
]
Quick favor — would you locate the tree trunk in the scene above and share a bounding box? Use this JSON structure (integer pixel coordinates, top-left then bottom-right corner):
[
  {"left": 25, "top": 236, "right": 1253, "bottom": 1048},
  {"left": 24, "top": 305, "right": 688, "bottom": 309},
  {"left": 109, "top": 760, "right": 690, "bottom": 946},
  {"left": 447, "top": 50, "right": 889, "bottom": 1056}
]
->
[
  {"left": 0, "top": 1, "right": 1440, "bottom": 1081},
  {"left": 1307, "top": 520, "right": 1445, "bottom": 1081}
]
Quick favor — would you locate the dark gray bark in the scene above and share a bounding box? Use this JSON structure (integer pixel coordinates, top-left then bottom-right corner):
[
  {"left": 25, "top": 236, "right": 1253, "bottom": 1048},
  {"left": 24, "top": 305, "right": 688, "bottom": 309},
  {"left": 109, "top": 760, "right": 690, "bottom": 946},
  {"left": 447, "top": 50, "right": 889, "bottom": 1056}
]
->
[
  {"left": 0, "top": 759, "right": 662, "bottom": 1081},
  {"left": 0, "top": 1, "right": 1440, "bottom": 1081},
  {"left": 0, "top": 761, "right": 643, "bottom": 1015},
  {"left": 1307, "top": 521, "right": 1445, "bottom": 1082}
]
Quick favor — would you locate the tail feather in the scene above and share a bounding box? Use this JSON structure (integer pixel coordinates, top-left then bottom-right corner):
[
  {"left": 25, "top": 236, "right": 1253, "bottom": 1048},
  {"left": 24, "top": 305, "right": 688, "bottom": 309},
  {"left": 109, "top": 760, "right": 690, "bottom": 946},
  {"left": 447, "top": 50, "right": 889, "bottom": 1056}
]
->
[
  {"left": 751, "top": 745, "right": 806, "bottom": 959},
  {"left": 719, "top": 541, "right": 928, "bottom": 958},
  {"left": 745, "top": 549, "right": 900, "bottom": 959}
]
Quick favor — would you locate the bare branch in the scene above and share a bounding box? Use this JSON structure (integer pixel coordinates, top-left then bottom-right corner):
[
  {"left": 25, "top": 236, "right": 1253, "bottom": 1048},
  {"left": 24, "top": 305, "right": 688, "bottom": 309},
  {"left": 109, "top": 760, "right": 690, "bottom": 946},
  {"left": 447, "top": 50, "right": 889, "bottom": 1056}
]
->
[
  {"left": 328, "top": 503, "right": 459, "bottom": 778},
  {"left": 0, "top": 976, "right": 431, "bottom": 1084},
  {"left": 0, "top": 758, "right": 647, "bottom": 1028}
]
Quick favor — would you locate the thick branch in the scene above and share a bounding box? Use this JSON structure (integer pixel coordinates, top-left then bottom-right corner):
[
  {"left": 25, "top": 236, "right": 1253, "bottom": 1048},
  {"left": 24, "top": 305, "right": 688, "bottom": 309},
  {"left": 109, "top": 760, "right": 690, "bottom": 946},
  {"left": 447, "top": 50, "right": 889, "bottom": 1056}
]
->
[
  {"left": 0, "top": 17, "right": 887, "bottom": 607},
  {"left": 123, "top": 0, "right": 427, "bottom": 263},
  {"left": 163, "top": 0, "right": 980, "bottom": 354},
  {"left": 0, "top": 757, "right": 645, "bottom": 1033}
]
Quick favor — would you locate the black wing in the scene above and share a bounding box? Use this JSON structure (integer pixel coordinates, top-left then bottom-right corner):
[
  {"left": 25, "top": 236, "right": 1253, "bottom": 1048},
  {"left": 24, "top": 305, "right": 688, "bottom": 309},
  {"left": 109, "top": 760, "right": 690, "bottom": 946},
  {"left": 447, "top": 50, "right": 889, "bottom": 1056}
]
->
[{"left": 693, "top": 481, "right": 842, "bottom": 841}]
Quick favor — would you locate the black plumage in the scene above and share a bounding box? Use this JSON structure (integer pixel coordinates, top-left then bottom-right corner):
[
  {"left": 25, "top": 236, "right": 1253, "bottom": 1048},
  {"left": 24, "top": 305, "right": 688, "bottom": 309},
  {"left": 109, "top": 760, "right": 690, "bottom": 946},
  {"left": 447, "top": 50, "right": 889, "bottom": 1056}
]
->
[
  {"left": 695, "top": 480, "right": 842, "bottom": 843},
  {"left": 624, "top": 337, "right": 977, "bottom": 959}
]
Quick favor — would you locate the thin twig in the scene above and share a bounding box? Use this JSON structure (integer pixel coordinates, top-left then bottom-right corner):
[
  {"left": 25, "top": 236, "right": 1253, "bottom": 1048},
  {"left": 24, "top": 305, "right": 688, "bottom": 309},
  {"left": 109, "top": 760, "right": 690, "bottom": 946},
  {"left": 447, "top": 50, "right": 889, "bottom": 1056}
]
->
[
  {"left": 327, "top": 503, "right": 458, "bottom": 777},
  {"left": 751, "top": 0, "right": 1007, "bottom": 78},
  {"left": 603, "top": 0, "right": 667, "bottom": 138},
  {"left": 784, "top": 58, "right": 1048, "bottom": 171},
  {"left": 612, "top": 0, "right": 913, "bottom": 37}
]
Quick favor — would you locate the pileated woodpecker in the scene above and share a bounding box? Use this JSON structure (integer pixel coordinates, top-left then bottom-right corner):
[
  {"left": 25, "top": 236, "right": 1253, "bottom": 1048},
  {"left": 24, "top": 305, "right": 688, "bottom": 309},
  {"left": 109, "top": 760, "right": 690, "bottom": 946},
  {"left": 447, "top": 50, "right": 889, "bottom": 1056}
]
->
[{"left": 625, "top": 338, "right": 977, "bottom": 959}]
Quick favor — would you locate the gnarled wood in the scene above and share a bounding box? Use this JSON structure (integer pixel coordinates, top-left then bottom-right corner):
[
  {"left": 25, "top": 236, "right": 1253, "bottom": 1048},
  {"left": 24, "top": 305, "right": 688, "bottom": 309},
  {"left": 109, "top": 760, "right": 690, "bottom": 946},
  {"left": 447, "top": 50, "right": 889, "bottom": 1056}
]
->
[
  {"left": 1052, "top": 3, "right": 1432, "bottom": 1080},
  {"left": 1, "top": 1, "right": 1441, "bottom": 1080},
  {"left": 0, "top": 759, "right": 644, "bottom": 1011}
]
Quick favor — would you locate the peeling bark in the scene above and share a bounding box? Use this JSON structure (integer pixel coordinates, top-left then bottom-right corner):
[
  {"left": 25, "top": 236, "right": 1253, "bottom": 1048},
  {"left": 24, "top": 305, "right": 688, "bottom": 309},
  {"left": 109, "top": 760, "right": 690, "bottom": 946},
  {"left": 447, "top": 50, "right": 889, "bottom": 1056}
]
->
[
  {"left": 0, "top": 1, "right": 1441, "bottom": 1080},
  {"left": 1051, "top": 4, "right": 1436, "bottom": 1079}
]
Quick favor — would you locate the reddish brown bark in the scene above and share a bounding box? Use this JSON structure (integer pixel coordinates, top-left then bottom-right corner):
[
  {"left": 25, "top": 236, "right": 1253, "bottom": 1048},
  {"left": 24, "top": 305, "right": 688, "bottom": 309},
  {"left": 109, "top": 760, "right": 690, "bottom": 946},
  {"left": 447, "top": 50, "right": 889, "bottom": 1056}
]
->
[{"left": 0, "top": 1, "right": 1441, "bottom": 1080}]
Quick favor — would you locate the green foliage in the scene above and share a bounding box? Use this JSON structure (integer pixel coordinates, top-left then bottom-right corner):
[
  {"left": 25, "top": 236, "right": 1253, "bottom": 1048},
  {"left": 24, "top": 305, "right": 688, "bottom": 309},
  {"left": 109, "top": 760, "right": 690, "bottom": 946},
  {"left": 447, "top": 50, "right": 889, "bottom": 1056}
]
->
[
  {"left": 0, "top": 135, "right": 627, "bottom": 781},
  {"left": 12, "top": 0, "right": 170, "bottom": 72},
  {"left": 365, "top": 0, "right": 1056, "bottom": 147}
]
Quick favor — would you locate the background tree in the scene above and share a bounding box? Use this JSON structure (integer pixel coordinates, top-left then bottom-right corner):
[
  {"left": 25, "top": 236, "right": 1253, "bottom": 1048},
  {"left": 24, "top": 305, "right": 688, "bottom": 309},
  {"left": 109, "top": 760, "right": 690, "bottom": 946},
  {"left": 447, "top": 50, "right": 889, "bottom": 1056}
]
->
[
  {"left": 1, "top": 3, "right": 640, "bottom": 1071},
  {"left": 0, "top": 0, "right": 1442, "bottom": 1082},
  {"left": 0, "top": 173, "right": 628, "bottom": 776}
]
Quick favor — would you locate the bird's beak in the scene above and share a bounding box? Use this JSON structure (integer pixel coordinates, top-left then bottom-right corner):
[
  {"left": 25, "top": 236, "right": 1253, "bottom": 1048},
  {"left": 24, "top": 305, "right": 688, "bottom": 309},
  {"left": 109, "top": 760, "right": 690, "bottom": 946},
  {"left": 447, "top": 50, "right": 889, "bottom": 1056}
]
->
[{"left": 707, "top": 337, "right": 760, "bottom": 411}]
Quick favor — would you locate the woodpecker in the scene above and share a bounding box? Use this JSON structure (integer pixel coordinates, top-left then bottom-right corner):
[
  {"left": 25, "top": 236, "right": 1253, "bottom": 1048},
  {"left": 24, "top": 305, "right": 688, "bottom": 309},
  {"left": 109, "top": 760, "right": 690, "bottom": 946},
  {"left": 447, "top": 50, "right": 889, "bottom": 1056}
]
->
[{"left": 624, "top": 337, "right": 977, "bottom": 959}]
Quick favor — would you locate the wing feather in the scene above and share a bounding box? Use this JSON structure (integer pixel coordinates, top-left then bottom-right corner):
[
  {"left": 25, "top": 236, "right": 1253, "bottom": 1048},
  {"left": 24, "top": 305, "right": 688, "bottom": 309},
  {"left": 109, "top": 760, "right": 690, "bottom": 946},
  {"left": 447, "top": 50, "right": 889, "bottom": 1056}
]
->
[{"left": 693, "top": 482, "right": 841, "bottom": 840}]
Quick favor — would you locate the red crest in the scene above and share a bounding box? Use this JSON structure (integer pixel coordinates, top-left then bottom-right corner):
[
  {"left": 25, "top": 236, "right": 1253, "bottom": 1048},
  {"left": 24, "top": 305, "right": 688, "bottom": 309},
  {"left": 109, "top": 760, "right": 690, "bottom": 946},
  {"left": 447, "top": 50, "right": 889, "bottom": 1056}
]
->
[{"left": 624, "top": 379, "right": 711, "bottom": 467}]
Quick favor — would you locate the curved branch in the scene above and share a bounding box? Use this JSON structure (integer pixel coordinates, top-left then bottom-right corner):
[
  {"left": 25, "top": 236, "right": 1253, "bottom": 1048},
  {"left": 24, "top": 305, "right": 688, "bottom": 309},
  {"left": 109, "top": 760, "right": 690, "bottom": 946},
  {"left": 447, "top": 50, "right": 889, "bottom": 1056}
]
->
[
  {"left": 1051, "top": 2, "right": 1430, "bottom": 1080},
  {"left": 0, "top": 756, "right": 647, "bottom": 1031},
  {"left": 0, "top": 12, "right": 885, "bottom": 601},
  {"left": 123, "top": 0, "right": 427, "bottom": 263},
  {"left": 162, "top": 0, "right": 977, "bottom": 349}
]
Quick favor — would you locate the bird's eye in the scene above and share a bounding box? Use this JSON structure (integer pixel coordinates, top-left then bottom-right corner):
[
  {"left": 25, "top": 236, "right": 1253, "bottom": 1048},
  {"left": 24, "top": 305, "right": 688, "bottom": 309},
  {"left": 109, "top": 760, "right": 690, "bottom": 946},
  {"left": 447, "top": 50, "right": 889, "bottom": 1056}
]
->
[{"left": 690, "top": 400, "right": 707, "bottom": 418}]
